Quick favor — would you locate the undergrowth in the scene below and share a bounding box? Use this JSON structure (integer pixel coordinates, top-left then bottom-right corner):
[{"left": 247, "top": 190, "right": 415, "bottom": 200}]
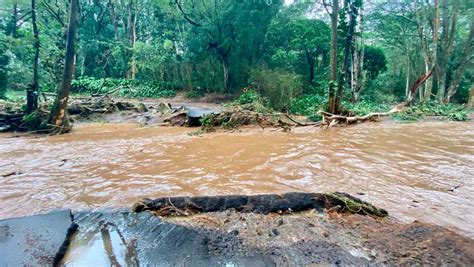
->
[
  {"left": 289, "top": 94, "right": 326, "bottom": 121},
  {"left": 72, "top": 77, "right": 177, "bottom": 98},
  {"left": 392, "top": 101, "right": 468, "bottom": 122}
]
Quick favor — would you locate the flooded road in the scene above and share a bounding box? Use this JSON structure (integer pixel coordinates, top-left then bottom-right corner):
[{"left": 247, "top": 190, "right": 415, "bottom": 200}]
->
[{"left": 1, "top": 121, "right": 473, "bottom": 237}]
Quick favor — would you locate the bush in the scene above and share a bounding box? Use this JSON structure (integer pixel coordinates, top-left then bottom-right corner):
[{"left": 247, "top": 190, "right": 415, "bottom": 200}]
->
[
  {"left": 71, "top": 77, "right": 177, "bottom": 98},
  {"left": 250, "top": 68, "right": 303, "bottom": 111},
  {"left": 289, "top": 94, "right": 326, "bottom": 121},
  {"left": 0, "top": 33, "right": 9, "bottom": 99},
  {"left": 343, "top": 100, "right": 391, "bottom": 116},
  {"left": 227, "top": 90, "right": 271, "bottom": 114},
  {"left": 186, "top": 87, "right": 205, "bottom": 99},
  {"left": 391, "top": 101, "right": 469, "bottom": 122},
  {"left": 22, "top": 111, "right": 49, "bottom": 131},
  {"left": 237, "top": 90, "right": 261, "bottom": 105}
]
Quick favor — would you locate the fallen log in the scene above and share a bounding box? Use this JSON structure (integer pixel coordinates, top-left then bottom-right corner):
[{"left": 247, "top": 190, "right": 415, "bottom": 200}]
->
[
  {"left": 317, "top": 105, "right": 404, "bottom": 128},
  {"left": 132, "top": 192, "right": 388, "bottom": 218}
]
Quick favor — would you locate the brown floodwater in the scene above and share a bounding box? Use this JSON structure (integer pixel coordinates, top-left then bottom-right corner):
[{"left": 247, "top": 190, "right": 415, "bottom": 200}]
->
[{"left": 0, "top": 121, "right": 473, "bottom": 237}]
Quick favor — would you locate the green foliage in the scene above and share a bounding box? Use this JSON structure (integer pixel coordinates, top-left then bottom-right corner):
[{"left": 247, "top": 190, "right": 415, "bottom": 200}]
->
[
  {"left": 0, "top": 32, "right": 9, "bottom": 99},
  {"left": 363, "top": 46, "right": 388, "bottom": 79},
  {"left": 237, "top": 90, "right": 261, "bottom": 105},
  {"left": 250, "top": 68, "right": 303, "bottom": 111},
  {"left": 225, "top": 89, "right": 271, "bottom": 114},
  {"left": 199, "top": 113, "right": 238, "bottom": 132},
  {"left": 265, "top": 16, "right": 330, "bottom": 83},
  {"left": 186, "top": 88, "right": 205, "bottom": 99},
  {"left": 71, "top": 77, "right": 177, "bottom": 98},
  {"left": 391, "top": 102, "right": 469, "bottom": 122},
  {"left": 289, "top": 94, "right": 326, "bottom": 121},
  {"left": 344, "top": 100, "right": 391, "bottom": 116},
  {"left": 22, "top": 111, "right": 49, "bottom": 131}
]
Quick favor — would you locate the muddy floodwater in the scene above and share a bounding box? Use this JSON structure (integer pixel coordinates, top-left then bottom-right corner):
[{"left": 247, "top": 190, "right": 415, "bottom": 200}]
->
[{"left": 1, "top": 121, "right": 473, "bottom": 237}]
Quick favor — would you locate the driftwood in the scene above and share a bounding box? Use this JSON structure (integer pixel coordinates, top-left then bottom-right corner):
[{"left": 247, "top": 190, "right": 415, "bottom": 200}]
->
[
  {"left": 0, "top": 96, "right": 148, "bottom": 133},
  {"left": 0, "top": 112, "right": 25, "bottom": 132},
  {"left": 317, "top": 105, "right": 403, "bottom": 128},
  {"left": 133, "top": 192, "right": 388, "bottom": 218}
]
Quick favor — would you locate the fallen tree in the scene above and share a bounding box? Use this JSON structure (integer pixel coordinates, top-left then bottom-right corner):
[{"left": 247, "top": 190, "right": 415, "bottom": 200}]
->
[
  {"left": 133, "top": 192, "right": 388, "bottom": 218},
  {"left": 0, "top": 96, "right": 148, "bottom": 133},
  {"left": 317, "top": 104, "right": 405, "bottom": 128}
]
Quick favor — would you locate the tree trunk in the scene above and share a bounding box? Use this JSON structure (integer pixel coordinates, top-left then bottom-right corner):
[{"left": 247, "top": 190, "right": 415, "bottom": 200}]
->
[
  {"left": 467, "top": 85, "right": 474, "bottom": 109},
  {"left": 9, "top": 3, "right": 18, "bottom": 38},
  {"left": 406, "top": 50, "right": 411, "bottom": 98},
  {"left": 414, "top": 0, "right": 437, "bottom": 103},
  {"left": 436, "top": 1, "right": 459, "bottom": 101},
  {"left": 130, "top": 0, "right": 138, "bottom": 79},
  {"left": 335, "top": 0, "right": 358, "bottom": 112},
  {"left": 445, "top": 21, "right": 474, "bottom": 102},
  {"left": 352, "top": 5, "right": 365, "bottom": 102},
  {"left": 27, "top": 0, "right": 40, "bottom": 114},
  {"left": 327, "top": 0, "right": 339, "bottom": 114},
  {"left": 107, "top": 0, "right": 120, "bottom": 40},
  {"left": 422, "top": 60, "right": 431, "bottom": 101},
  {"left": 48, "top": 0, "right": 79, "bottom": 132},
  {"left": 223, "top": 59, "right": 229, "bottom": 93},
  {"left": 306, "top": 51, "right": 315, "bottom": 84}
]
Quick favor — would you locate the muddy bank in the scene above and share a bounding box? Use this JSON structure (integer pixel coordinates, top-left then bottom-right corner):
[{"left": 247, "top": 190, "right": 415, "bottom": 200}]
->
[{"left": 1, "top": 206, "right": 473, "bottom": 266}]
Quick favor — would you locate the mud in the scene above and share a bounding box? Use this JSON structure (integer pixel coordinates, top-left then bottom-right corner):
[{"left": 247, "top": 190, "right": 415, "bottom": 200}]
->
[
  {"left": 1, "top": 204, "right": 473, "bottom": 266},
  {"left": 165, "top": 211, "right": 474, "bottom": 266}
]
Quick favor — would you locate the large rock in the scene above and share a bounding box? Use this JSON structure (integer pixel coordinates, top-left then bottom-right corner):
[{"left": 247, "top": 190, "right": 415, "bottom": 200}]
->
[{"left": 0, "top": 210, "right": 77, "bottom": 266}]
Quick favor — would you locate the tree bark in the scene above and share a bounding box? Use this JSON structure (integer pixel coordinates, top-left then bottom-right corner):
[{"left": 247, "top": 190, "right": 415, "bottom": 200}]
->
[
  {"left": 467, "top": 85, "right": 474, "bottom": 109},
  {"left": 306, "top": 51, "right": 315, "bottom": 84},
  {"left": 130, "top": 0, "right": 138, "bottom": 79},
  {"left": 445, "top": 21, "right": 474, "bottom": 102},
  {"left": 49, "top": 0, "right": 79, "bottom": 131},
  {"left": 335, "top": 0, "right": 358, "bottom": 112},
  {"left": 9, "top": 3, "right": 18, "bottom": 38},
  {"left": 27, "top": 0, "right": 40, "bottom": 114},
  {"left": 411, "top": 0, "right": 438, "bottom": 103},
  {"left": 107, "top": 0, "right": 120, "bottom": 40},
  {"left": 351, "top": 5, "right": 365, "bottom": 102},
  {"left": 436, "top": 1, "right": 459, "bottom": 102},
  {"left": 327, "top": 0, "right": 339, "bottom": 114}
]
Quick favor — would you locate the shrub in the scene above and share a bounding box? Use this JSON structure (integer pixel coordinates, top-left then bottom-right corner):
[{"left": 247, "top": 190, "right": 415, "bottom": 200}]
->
[
  {"left": 250, "top": 68, "right": 303, "bottom": 111},
  {"left": 289, "top": 94, "right": 326, "bottom": 121},
  {"left": 227, "top": 89, "right": 271, "bottom": 114},
  {"left": 71, "top": 77, "right": 177, "bottom": 98},
  {"left": 391, "top": 101, "right": 468, "bottom": 122},
  {"left": 343, "top": 100, "right": 391, "bottom": 116},
  {"left": 22, "top": 111, "right": 49, "bottom": 131},
  {"left": 237, "top": 90, "right": 261, "bottom": 105}
]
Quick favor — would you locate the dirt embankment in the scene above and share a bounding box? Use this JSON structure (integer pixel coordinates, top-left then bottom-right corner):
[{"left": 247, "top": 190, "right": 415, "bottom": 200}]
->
[{"left": 166, "top": 211, "right": 474, "bottom": 266}]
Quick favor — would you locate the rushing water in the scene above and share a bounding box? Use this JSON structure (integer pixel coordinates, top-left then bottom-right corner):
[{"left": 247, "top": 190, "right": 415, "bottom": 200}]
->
[{"left": 1, "top": 121, "right": 473, "bottom": 237}]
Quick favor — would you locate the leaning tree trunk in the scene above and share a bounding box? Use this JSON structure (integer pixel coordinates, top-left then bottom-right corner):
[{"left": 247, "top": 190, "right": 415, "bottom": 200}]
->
[
  {"left": 48, "top": 0, "right": 79, "bottom": 132},
  {"left": 27, "top": 0, "right": 40, "bottom": 114}
]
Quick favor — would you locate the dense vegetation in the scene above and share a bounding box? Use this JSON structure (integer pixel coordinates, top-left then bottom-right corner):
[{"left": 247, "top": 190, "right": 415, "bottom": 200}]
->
[{"left": 0, "top": 0, "right": 472, "bottom": 127}]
